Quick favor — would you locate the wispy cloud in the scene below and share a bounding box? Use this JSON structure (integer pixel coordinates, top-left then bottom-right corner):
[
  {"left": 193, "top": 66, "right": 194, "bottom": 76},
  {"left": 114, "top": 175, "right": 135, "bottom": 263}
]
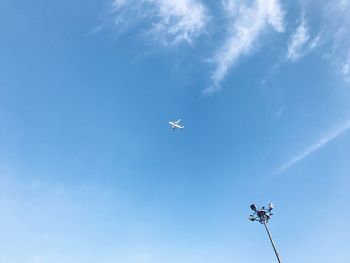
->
[
  {"left": 205, "top": 0, "right": 285, "bottom": 93},
  {"left": 321, "top": 0, "right": 350, "bottom": 80},
  {"left": 276, "top": 119, "right": 350, "bottom": 174},
  {"left": 262, "top": 10, "right": 320, "bottom": 86},
  {"left": 287, "top": 18, "right": 310, "bottom": 61},
  {"left": 337, "top": 0, "right": 349, "bottom": 10},
  {"left": 342, "top": 54, "right": 350, "bottom": 81},
  {"left": 286, "top": 16, "right": 320, "bottom": 62},
  {"left": 111, "top": 0, "right": 209, "bottom": 47}
]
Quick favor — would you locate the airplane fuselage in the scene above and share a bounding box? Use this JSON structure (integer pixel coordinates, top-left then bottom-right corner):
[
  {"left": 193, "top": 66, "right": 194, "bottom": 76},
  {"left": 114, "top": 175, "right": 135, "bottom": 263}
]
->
[{"left": 169, "top": 122, "right": 184, "bottom": 129}]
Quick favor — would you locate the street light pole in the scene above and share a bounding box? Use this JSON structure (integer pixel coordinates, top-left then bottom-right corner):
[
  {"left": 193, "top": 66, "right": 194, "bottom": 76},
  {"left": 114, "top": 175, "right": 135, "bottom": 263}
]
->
[
  {"left": 249, "top": 203, "right": 282, "bottom": 263},
  {"left": 263, "top": 221, "right": 282, "bottom": 263}
]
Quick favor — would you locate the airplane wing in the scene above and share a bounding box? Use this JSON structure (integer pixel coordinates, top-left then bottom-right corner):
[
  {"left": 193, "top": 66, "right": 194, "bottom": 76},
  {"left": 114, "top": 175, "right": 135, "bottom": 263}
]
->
[{"left": 175, "top": 119, "right": 181, "bottom": 124}]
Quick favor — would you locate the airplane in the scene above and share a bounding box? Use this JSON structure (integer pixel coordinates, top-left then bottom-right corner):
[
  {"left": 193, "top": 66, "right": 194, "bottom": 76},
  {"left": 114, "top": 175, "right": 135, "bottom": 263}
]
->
[{"left": 169, "top": 119, "right": 184, "bottom": 132}]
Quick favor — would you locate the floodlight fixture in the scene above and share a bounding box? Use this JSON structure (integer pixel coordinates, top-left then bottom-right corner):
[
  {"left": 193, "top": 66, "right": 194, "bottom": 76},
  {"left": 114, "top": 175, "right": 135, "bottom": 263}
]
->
[
  {"left": 250, "top": 203, "right": 257, "bottom": 211},
  {"left": 248, "top": 215, "right": 255, "bottom": 221},
  {"left": 268, "top": 202, "right": 274, "bottom": 211}
]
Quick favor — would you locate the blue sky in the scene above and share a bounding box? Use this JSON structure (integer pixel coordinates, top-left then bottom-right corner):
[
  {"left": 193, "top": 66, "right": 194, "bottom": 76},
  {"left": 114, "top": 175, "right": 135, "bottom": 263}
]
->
[{"left": 1, "top": 0, "right": 350, "bottom": 262}]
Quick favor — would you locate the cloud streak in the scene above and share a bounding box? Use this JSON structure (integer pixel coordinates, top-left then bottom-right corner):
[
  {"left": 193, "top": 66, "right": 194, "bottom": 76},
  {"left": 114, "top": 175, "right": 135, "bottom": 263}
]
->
[
  {"left": 342, "top": 55, "right": 350, "bottom": 81},
  {"left": 287, "top": 18, "right": 310, "bottom": 61},
  {"left": 276, "top": 120, "right": 350, "bottom": 174},
  {"left": 286, "top": 15, "right": 320, "bottom": 62},
  {"left": 205, "top": 0, "right": 285, "bottom": 93},
  {"left": 112, "top": 0, "right": 209, "bottom": 47},
  {"left": 321, "top": 0, "right": 350, "bottom": 81},
  {"left": 262, "top": 11, "right": 320, "bottom": 86}
]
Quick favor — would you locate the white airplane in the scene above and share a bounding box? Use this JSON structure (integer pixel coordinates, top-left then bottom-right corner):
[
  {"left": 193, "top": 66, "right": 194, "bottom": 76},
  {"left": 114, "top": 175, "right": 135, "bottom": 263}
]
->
[{"left": 169, "top": 119, "right": 184, "bottom": 132}]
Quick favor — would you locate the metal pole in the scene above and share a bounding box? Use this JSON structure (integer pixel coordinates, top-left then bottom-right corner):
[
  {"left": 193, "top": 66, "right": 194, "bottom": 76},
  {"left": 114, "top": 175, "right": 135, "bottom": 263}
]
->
[{"left": 263, "top": 221, "right": 282, "bottom": 263}]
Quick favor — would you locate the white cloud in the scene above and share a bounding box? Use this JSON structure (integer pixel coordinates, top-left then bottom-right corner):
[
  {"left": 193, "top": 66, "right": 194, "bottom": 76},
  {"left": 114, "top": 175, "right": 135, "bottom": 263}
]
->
[
  {"left": 286, "top": 16, "right": 319, "bottom": 62},
  {"left": 287, "top": 18, "right": 310, "bottom": 61},
  {"left": 206, "top": 0, "right": 285, "bottom": 93},
  {"left": 338, "top": 0, "right": 349, "bottom": 9},
  {"left": 343, "top": 63, "right": 350, "bottom": 78},
  {"left": 112, "top": 0, "right": 209, "bottom": 47},
  {"left": 342, "top": 55, "right": 350, "bottom": 81},
  {"left": 321, "top": 0, "right": 350, "bottom": 81},
  {"left": 276, "top": 119, "right": 350, "bottom": 174},
  {"left": 112, "top": 0, "right": 127, "bottom": 9}
]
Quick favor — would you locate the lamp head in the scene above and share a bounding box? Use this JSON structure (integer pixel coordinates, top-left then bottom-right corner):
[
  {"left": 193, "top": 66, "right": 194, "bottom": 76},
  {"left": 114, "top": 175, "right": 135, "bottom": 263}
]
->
[{"left": 250, "top": 204, "right": 257, "bottom": 211}]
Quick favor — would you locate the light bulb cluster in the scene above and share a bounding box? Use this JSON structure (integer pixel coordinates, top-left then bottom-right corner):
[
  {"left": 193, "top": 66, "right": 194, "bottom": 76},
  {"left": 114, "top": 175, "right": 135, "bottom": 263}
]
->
[{"left": 249, "top": 203, "right": 274, "bottom": 224}]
